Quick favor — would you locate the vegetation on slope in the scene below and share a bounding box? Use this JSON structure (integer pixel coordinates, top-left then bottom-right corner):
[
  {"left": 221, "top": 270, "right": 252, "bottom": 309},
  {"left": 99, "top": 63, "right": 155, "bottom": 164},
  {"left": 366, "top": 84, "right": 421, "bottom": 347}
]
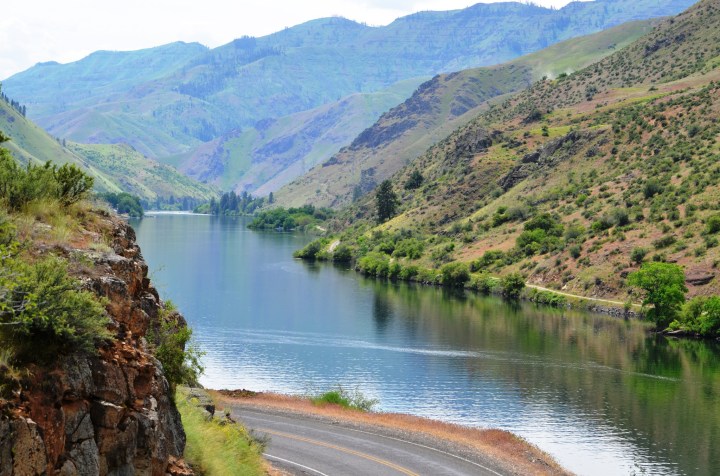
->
[
  {"left": 274, "top": 19, "right": 659, "bottom": 208},
  {"left": 294, "top": 0, "right": 720, "bottom": 336},
  {"left": 0, "top": 90, "right": 218, "bottom": 207},
  {"left": 176, "top": 387, "right": 266, "bottom": 476}
]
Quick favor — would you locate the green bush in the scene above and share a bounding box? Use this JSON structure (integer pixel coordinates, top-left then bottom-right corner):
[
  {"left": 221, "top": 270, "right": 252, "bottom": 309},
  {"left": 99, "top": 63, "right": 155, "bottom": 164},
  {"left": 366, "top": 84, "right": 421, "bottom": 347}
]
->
[
  {"left": 527, "top": 289, "right": 567, "bottom": 307},
  {"left": 673, "top": 296, "right": 720, "bottom": 337},
  {"left": 630, "top": 247, "right": 648, "bottom": 264},
  {"left": 501, "top": 273, "right": 526, "bottom": 300},
  {"left": 440, "top": 262, "right": 470, "bottom": 288},
  {"left": 294, "top": 239, "right": 328, "bottom": 260},
  {"left": 468, "top": 274, "right": 499, "bottom": 294},
  {"left": 706, "top": 215, "right": 720, "bottom": 234},
  {"left": 0, "top": 250, "right": 110, "bottom": 359},
  {"left": 332, "top": 244, "right": 353, "bottom": 262},
  {"left": 0, "top": 150, "right": 94, "bottom": 211},
  {"left": 392, "top": 238, "right": 424, "bottom": 259},
  {"left": 150, "top": 305, "right": 204, "bottom": 389}
]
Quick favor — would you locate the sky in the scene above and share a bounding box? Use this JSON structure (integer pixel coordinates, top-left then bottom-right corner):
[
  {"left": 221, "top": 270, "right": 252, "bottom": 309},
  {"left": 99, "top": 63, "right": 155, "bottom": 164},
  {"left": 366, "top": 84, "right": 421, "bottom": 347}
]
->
[{"left": 1, "top": 0, "right": 579, "bottom": 80}]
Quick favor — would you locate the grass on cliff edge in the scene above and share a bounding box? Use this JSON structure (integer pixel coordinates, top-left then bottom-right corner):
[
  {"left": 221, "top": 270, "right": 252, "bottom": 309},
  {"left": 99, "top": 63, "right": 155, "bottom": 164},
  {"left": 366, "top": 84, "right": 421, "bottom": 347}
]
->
[{"left": 176, "top": 387, "right": 265, "bottom": 476}]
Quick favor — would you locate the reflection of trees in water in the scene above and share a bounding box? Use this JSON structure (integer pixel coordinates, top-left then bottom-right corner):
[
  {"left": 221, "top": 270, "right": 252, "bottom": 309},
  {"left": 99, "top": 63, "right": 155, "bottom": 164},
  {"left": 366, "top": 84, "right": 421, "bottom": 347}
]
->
[
  {"left": 372, "top": 282, "right": 720, "bottom": 475},
  {"left": 372, "top": 293, "right": 392, "bottom": 332}
]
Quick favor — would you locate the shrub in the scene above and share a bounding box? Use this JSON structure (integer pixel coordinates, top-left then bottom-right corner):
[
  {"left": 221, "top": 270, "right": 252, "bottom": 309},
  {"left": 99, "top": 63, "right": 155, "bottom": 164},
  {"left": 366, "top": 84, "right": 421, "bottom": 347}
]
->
[
  {"left": 569, "top": 244, "right": 582, "bottom": 259},
  {"left": 472, "top": 250, "right": 506, "bottom": 270},
  {"left": 440, "top": 262, "right": 470, "bottom": 288},
  {"left": 501, "top": 273, "right": 526, "bottom": 300},
  {"left": 706, "top": 215, "right": 720, "bottom": 234},
  {"left": 653, "top": 235, "right": 677, "bottom": 249},
  {"left": 150, "top": 305, "right": 204, "bottom": 389},
  {"left": 332, "top": 244, "right": 353, "bottom": 263},
  {"left": 404, "top": 170, "right": 424, "bottom": 190},
  {"left": 675, "top": 296, "right": 720, "bottom": 337},
  {"left": 0, "top": 251, "right": 110, "bottom": 359},
  {"left": 468, "top": 274, "right": 499, "bottom": 294},
  {"left": 54, "top": 164, "right": 94, "bottom": 206},
  {"left": 527, "top": 289, "right": 567, "bottom": 307},
  {"left": 630, "top": 247, "right": 648, "bottom": 264},
  {"left": 643, "top": 179, "right": 663, "bottom": 199},
  {"left": 294, "top": 239, "right": 328, "bottom": 260},
  {"left": 392, "top": 238, "right": 424, "bottom": 259}
]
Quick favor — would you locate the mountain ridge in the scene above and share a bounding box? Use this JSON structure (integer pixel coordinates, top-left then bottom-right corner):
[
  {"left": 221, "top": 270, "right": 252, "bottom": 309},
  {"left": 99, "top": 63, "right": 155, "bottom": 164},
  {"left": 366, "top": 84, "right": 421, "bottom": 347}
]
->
[{"left": 2, "top": 0, "right": 697, "bottom": 195}]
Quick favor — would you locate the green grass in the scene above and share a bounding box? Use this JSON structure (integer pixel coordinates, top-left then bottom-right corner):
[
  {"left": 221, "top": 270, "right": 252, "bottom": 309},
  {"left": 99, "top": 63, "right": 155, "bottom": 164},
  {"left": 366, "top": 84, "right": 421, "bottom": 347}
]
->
[{"left": 176, "top": 387, "right": 265, "bottom": 476}]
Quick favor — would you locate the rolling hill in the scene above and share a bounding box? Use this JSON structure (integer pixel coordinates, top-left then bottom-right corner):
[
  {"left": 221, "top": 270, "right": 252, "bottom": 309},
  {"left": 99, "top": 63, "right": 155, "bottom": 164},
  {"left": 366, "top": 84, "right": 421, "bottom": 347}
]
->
[
  {"left": 0, "top": 94, "right": 216, "bottom": 204},
  {"left": 2, "top": 0, "right": 696, "bottom": 195}
]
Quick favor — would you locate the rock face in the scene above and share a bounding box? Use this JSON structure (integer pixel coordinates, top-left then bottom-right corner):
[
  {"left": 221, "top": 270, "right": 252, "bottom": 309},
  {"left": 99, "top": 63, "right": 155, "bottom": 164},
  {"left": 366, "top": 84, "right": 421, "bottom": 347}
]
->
[{"left": 0, "top": 217, "right": 188, "bottom": 475}]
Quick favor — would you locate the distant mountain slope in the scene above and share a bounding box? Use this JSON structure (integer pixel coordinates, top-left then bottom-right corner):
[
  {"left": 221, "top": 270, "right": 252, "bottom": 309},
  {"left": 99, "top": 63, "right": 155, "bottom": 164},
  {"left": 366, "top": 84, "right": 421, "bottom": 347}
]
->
[
  {"left": 324, "top": 0, "right": 720, "bottom": 299},
  {"left": 0, "top": 96, "right": 216, "bottom": 203},
  {"left": 2, "top": 0, "right": 696, "bottom": 195},
  {"left": 274, "top": 19, "right": 658, "bottom": 208},
  {"left": 170, "top": 78, "right": 424, "bottom": 193}
]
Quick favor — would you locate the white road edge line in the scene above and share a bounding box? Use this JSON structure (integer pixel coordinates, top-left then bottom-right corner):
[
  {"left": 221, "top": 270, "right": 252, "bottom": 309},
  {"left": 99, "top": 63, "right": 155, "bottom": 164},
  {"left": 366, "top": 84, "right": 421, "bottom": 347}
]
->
[
  {"left": 264, "top": 453, "right": 330, "bottom": 476},
  {"left": 242, "top": 410, "right": 504, "bottom": 476}
]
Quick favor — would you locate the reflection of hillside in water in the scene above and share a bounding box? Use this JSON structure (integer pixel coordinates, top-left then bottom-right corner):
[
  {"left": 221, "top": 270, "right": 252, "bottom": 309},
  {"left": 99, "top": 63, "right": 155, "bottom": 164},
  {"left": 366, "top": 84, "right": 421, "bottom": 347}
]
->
[{"left": 365, "top": 278, "right": 720, "bottom": 475}]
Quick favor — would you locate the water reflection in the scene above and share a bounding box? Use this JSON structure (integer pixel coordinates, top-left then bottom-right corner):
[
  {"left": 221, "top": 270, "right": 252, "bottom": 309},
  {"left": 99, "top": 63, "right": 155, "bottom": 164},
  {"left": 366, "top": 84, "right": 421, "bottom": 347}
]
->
[{"left": 131, "top": 215, "right": 720, "bottom": 476}]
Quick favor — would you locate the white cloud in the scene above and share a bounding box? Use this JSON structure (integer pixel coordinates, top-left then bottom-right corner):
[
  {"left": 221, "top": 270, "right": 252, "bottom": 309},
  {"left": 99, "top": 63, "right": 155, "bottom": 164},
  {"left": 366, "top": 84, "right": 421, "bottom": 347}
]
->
[{"left": 1, "top": 0, "right": 578, "bottom": 79}]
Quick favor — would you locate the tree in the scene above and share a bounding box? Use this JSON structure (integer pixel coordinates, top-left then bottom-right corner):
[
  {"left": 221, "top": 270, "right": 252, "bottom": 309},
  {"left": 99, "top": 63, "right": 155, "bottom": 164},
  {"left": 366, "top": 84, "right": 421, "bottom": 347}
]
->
[
  {"left": 627, "top": 262, "right": 687, "bottom": 328},
  {"left": 268, "top": 192, "right": 275, "bottom": 204},
  {"left": 376, "top": 180, "right": 398, "bottom": 224}
]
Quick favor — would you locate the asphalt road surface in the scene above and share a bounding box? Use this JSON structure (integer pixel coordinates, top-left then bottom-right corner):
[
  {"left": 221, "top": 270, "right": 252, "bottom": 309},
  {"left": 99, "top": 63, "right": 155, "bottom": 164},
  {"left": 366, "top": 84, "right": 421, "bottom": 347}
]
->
[{"left": 231, "top": 406, "right": 511, "bottom": 476}]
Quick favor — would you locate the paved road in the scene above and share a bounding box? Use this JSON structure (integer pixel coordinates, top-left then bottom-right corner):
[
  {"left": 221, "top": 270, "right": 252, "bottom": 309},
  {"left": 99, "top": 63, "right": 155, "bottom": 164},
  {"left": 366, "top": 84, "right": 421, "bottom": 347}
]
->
[{"left": 231, "top": 406, "right": 509, "bottom": 476}]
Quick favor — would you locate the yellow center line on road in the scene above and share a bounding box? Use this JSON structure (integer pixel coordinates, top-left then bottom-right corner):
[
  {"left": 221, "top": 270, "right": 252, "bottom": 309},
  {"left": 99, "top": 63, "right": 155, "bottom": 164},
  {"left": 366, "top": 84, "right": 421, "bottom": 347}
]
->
[{"left": 258, "top": 427, "right": 421, "bottom": 476}]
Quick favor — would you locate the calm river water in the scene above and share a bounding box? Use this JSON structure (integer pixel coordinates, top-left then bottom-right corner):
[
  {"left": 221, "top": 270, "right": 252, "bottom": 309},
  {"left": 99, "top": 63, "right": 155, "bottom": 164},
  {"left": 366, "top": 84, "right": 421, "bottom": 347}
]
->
[{"left": 130, "top": 214, "right": 720, "bottom": 476}]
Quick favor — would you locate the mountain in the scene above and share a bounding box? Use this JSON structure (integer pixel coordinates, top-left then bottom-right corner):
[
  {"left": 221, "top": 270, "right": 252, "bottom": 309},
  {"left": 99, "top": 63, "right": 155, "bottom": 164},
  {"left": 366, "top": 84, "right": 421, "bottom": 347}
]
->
[
  {"left": 0, "top": 94, "right": 216, "bottom": 203},
  {"left": 274, "top": 19, "right": 658, "bottom": 208},
  {"left": 314, "top": 0, "right": 720, "bottom": 299},
  {"left": 2, "top": 0, "right": 696, "bottom": 195},
  {"left": 168, "top": 78, "right": 424, "bottom": 193}
]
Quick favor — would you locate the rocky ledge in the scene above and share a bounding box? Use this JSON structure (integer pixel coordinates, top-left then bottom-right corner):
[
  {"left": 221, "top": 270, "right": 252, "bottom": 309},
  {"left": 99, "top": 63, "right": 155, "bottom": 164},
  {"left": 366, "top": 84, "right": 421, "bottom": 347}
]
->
[{"left": 0, "top": 214, "right": 191, "bottom": 476}]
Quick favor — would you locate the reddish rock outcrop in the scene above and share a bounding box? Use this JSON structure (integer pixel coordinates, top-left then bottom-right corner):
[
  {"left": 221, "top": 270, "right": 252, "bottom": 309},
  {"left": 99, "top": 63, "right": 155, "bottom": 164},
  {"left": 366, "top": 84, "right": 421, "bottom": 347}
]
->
[{"left": 0, "top": 216, "right": 190, "bottom": 475}]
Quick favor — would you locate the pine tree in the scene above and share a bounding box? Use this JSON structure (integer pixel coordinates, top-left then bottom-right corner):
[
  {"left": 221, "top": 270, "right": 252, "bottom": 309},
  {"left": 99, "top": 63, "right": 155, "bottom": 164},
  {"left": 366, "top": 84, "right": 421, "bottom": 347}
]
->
[{"left": 376, "top": 180, "right": 398, "bottom": 224}]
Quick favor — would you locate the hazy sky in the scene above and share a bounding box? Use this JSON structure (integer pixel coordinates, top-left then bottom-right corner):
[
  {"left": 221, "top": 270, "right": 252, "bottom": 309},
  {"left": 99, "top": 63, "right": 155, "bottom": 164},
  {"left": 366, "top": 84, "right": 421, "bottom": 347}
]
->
[{"left": 1, "top": 0, "right": 579, "bottom": 79}]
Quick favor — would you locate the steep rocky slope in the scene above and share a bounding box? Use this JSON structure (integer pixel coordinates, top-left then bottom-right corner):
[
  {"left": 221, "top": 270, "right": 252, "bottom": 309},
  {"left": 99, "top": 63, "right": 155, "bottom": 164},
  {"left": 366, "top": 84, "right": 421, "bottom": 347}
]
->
[{"left": 0, "top": 214, "right": 191, "bottom": 475}]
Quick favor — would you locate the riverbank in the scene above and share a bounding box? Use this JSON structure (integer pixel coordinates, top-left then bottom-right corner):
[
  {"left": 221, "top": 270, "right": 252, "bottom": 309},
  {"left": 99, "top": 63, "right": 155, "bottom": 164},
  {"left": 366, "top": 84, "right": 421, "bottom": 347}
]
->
[{"left": 212, "top": 389, "right": 570, "bottom": 476}]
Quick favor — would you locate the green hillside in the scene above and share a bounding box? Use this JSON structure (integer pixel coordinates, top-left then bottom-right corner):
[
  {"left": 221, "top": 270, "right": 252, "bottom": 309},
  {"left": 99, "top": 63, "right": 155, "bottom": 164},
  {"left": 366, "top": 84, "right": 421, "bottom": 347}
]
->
[
  {"left": 301, "top": 0, "right": 720, "bottom": 302},
  {"left": 0, "top": 94, "right": 216, "bottom": 204},
  {"left": 2, "top": 0, "right": 696, "bottom": 195},
  {"left": 275, "top": 19, "right": 658, "bottom": 208},
  {"left": 171, "top": 78, "right": 425, "bottom": 193},
  {"left": 68, "top": 143, "right": 217, "bottom": 204}
]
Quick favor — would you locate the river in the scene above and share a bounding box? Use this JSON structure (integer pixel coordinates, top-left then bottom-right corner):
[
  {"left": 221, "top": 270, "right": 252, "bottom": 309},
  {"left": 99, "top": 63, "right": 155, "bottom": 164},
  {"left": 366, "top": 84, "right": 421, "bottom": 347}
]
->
[{"left": 130, "top": 213, "right": 720, "bottom": 475}]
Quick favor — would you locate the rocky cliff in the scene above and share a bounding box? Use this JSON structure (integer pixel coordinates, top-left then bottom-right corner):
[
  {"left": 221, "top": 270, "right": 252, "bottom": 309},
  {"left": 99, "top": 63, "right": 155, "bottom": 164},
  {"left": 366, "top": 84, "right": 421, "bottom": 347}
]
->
[{"left": 0, "top": 214, "right": 191, "bottom": 476}]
